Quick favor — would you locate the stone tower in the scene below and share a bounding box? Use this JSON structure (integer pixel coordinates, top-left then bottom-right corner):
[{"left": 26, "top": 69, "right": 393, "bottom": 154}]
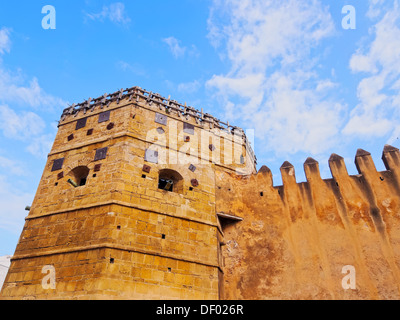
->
[{"left": 0, "top": 86, "right": 256, "bottom": 300}]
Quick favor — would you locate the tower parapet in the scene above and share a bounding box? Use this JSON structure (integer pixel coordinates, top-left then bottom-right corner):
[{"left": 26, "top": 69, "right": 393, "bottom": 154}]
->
[{"left": 59, "top": 86, "right": 257, "bottom": 170}]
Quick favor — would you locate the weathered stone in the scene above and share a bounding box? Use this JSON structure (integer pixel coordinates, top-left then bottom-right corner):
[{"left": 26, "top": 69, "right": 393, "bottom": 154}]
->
[{"left": 2, "top": 86, "right": 400, "bottom": 301}]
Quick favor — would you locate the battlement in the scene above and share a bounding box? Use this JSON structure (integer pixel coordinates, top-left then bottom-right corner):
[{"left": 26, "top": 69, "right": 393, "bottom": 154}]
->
[
  {"left": 249, "top": 145, "right": 400, "bottom": 190},
  {"left": 59, "top": 86, "right": 257, "bottom": 167},
  {"left": 215, "top": 145, "right": 400, "bottom": 217}
]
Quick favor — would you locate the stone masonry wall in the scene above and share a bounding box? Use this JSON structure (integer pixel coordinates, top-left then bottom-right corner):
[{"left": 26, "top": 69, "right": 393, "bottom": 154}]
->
[{"left": 216, "top": 146, "right": 400, "bottom": 299}]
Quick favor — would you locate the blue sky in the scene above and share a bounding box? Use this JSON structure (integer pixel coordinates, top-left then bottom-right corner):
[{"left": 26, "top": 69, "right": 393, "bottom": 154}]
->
[{"left": 0, "top": 0, "right": 400, "bottom": 255}]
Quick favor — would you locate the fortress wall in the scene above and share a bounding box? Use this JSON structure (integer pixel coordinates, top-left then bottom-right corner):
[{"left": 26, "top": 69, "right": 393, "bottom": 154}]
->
[{"left": 217, "top": 146, "right": 400, "bottom": 299}]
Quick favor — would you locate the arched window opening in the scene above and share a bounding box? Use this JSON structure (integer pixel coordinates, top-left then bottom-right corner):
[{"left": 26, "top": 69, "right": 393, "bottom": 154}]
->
[
  {"left": 69, "top": 166, "right": 90, "bottom": 187},
  {"left": 158, "top": 169, "right": 184, "bottom": 193}
]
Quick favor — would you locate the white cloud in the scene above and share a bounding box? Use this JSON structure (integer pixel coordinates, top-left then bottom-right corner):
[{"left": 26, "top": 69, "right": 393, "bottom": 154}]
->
[
  {"left": 26, "top": 133, "right": 55, "bottom": 159},
  {"left": 0, "top": 31, "right": 67, "bottom": 110},
  {"left": 0, "top": 105, "right": 45, "bottom": 139},
  {"left": 0, "top": 155, "right": 25, "bottom": 176},
  {"left": 206, "top": 0, "right": 341, "bottom": 156},
  {"left": 0, "top": 104, "right": 55, "bottom": 158},
  {"left": 0, "top": 70, "right": 66, "bottom": 109},
  {"left": 316, "top": 79, "right": 337, "bottom": 92},
  {"left": 162, "top": 37, "right": 199, "bottom": 59},
  {"left": 0, "top": 28, "right": 65, "bottom": 158},
  {"left": 0, "top": 27, "right": 11, "bottom": 55},
  {"left": 0, "top": 27, "right": 62, "bottom": 251},
  {"left": 208, "top": 0, "right": 334, "bottom": 74},
  {"left": 177, "top": 80, "right": 201, "bottom": 93},
  {"left": 367, "top": 0, "right": 390, "bottom": 19},
  {"left": 0, "top": 174, "right": 33, "bottom": 234},
  {"left": 345, "top": 1, "right": 400, "bottom": 138},
  {"left": 86, "top": 2, "right": 131, "bottom": 25},
  {"left": 116, "top": 60, "right": 147, "bottom": 77},
  {"left": 349, "top": 53, "right": 377, "bottom": 74},
  {"left": 163, "top": 37, "right": 187, "bottom": 59}
]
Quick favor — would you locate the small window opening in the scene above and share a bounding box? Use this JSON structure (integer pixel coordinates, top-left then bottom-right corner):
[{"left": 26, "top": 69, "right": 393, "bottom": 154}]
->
[
  {"left": 158, "top": 169, "right": 184, "bottom": 194},
  {"left": 80, "top": 177, "right": 87, "bottom": 186},
  {"left": 69, "top": 166, "right": 90, "bottom": 188},
  {"left": 117, "top": 225, "right": 121, "bottom": 230},
  {"left": 142, "top": 174, "right": 146, "bottom": 179},
  {"left": 167, "top": 267, "right": 172, "bottom": 272},
  {"left": 158, "top": 178, "right": 174, "bottom": 192},
  {"left": 260, "top": 192, "right": 264, "bottom": 197},
  {"left": 162, "top": 234, "right": 166, "bottom": 239},
  {"left": 110, "top": 258, "right": 115, "bottom": 264},
  {"left": 189, "top": 187, "right": 193, "bottom": 191}
]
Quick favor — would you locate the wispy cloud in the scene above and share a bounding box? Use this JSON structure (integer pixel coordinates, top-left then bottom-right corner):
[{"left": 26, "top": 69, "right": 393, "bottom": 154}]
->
[
  {"left": 0, "top": 105, "right": 45, "bottom": 139},
  {"left": 0, "top": 29, "right": 66, "bottom": 110},
  {"left": 0, "top": 174, "right": 34, "bottom": 234},
  {"left": 26, "top": 134, "right": 55, "bottom": 159},
  {"left": 116, "top": 60, "right": 148, "bottom": 77},
  {"left": 0, "top": 104, "right": 55, "bottom": 159},
  {"left": 85, "top": 2, "right": 131, "bottom": 25},
  {"left": 0, "top": 71, "right": 66, "bottom": 110},
  {"left": 206, "top": 0, "right": 340, "bottom": 156},
  {"left": 0, "top": 27, "right": 62, "bottom": 245},
  {"left": 177, "top": 80, "right": 201, "bottom": 93},
  {"left": 163, "top": 37, "right": 187, "bottom": 59},
  {"left": 345, "top": 1, "right": 400, "bottom": 142},
  {"left": 0, "top": 27, "right": 64, "bottom": 158},
  {"left": 0, "top": 27, "right": 11, "bottom": 55},
  {"left": 0, "top": 155, "right": 25, "bottom": 176},
  {"left": 163, "top": 36, "right": 199, "bottom": 59}
]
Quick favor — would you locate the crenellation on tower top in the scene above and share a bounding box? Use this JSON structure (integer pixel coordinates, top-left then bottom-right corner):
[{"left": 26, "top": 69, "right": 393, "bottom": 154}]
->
[{"left": 59, "top": 86, "right": 257, "bottom": 168}]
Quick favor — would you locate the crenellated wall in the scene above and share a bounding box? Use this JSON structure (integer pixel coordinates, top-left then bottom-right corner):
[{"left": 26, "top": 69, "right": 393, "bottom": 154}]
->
[{"left": 216, "top": 145, "right": 400, "bottom": 299}]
